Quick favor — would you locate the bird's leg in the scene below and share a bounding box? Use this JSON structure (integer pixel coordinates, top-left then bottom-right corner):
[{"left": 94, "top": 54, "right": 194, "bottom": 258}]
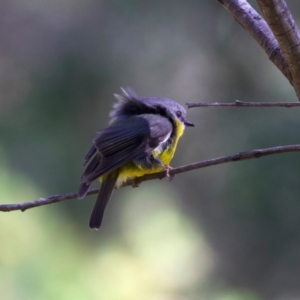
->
[
  {"left": 148, "top": 156, "right": 175, "bottom": 181},
  {"left": 164, "top": 165, "right": 175, "bottom": 181}
]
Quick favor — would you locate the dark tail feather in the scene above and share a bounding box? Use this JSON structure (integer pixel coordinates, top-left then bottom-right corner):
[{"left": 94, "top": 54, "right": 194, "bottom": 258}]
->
[{"left": 89, "top": 172, "right": 118, "bottom": 229}]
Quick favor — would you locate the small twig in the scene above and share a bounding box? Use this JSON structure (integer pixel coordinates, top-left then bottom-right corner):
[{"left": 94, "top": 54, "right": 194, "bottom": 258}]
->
[
  {"left": 1, "top": 144, "right": 300, "bottom": 212},
  {"left": 186, "top": 100, "right": 300, "bottom": 108}
]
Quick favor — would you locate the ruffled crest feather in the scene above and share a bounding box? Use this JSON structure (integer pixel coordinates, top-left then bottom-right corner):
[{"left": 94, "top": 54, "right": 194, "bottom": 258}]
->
[{"left": 110, "top": 87, "right": 157, "bottom": 124}]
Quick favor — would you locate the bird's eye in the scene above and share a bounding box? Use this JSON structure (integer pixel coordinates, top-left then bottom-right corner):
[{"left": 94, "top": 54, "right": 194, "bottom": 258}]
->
[{"left": 176, "top": 110, "right": 182, "bottom": 118}]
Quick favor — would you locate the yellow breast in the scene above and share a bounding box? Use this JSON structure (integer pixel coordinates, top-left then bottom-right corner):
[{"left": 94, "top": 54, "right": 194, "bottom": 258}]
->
[{"left": 159, "top": 119, "right": 184, "bottom": 165}]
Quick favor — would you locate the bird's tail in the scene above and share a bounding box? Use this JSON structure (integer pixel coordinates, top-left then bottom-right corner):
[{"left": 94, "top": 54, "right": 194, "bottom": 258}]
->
[{"left": 89, "top": 171, "right": 119, "bottom": 229}]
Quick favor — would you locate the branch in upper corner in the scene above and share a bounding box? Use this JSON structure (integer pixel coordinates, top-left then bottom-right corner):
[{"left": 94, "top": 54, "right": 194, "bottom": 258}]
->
[
  {"left": 1, "top": 144, "right": 300, "bottom": 213},
  {"left": 217, "top": 0, "right": 292, "bottom": 85},
  {"left": 186, "top": 100, "right": 300, "bottom": 108},
  {"left": 257, "top": 0, "right": 300, "bottom": 100}
]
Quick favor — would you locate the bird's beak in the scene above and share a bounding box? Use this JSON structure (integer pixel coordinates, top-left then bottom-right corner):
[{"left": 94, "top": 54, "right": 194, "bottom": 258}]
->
[{"left": 184, "top": 120, "right": 195, "bottom": 127}]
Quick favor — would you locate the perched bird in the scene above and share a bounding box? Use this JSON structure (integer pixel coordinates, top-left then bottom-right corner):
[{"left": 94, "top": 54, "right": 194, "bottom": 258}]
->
[{"left": 78, "top": 87, "right": 194, "bottom": 229}]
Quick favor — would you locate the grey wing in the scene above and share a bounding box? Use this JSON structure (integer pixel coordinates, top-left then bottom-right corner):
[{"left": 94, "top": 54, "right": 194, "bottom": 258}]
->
[
  {"left": 80, "top": 116, "right": 151, "bottom": 186},
  {"left": 95, "top": 121, "right": 150, "bottom": 175},
  {"left": 96, "top": 114, "right": 173, "bottom": 172}
]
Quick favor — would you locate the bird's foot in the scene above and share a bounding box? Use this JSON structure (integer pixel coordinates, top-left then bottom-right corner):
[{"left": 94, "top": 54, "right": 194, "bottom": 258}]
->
[
  {"left": 164, "top": 165, "right": 174, "bottom": 181},
  {"left": 131, "top": 177, "right": 140, "bottom": 188}
]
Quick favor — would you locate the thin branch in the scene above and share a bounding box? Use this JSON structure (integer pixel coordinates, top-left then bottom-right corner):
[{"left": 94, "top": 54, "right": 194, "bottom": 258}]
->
[
  {"left": 186, "top": 100, "right": 300, "bottom": 108},
  {"left": 217, "top": 0, "right": 292, "bottom": 85},
  {"left": 1, "top": 144, "right": 300, "bottom": 212},
  {"left": 257, "top": 0, "right": 300, "bottom": 99}
]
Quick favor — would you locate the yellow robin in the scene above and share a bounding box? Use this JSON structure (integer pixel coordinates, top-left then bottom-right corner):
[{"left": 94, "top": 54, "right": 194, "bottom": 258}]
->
[{"left": 78, "top": 87, "right": 194, "bottom": 229}]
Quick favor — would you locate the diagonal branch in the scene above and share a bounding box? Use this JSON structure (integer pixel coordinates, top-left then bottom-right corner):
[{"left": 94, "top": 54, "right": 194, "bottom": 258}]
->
[
  {"left": 1, "top": 144, "right": 300, "bottom": 213},
  {"left": 217, "top": 0, "right": 292, "bottom": 84},
  {"left": 257, "top": 0, "right": 300, "bottom": 99}
]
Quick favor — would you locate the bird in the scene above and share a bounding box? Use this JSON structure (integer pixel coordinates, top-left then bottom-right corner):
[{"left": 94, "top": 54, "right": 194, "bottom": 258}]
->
[{"left": 78, "top": 87, "right": 194, "bottom": 229}]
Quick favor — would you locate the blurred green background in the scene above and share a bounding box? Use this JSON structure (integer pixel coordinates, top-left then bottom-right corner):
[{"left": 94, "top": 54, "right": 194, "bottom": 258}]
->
[{"left": 1, "top": 0, "right": 300, "bottom": 299}]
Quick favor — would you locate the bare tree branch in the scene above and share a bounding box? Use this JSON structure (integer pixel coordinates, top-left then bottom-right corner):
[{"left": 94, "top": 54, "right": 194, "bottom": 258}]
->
[
  {"left": 257, "top": 0, "right": 300, "bottom": 99},
  {"left": 186, "top": 100, "right": 300, "bottom": 108},
  {"left": 1, "top": 144, "right": 300, "bottom": 213},
  {"left": 217, "top": 0, "right": 292, "bottom": 85}
]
